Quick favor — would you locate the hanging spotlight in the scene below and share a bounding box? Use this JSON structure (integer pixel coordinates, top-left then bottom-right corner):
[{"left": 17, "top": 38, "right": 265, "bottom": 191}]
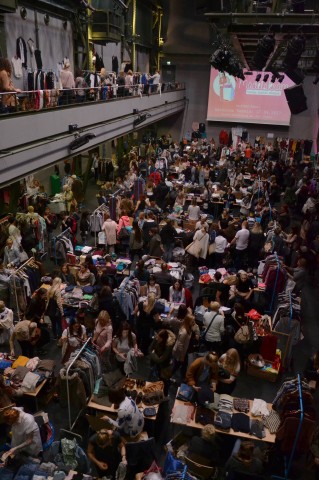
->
[
  {"left": 282, "top": 35, "right": 306, "bottom": 71},
  {"left": 251, "top": 34, "right": 275, "bottom": 71},
  {"left": 255, "top": 73, "right": 262, "bottom": 82},
  {"left": 271, "top": 73, "right": 277, "bottom": 83},
  {"left": 278, "top": 74, "right": 285, "bottom": 83},
  {"left": 263, "top": 74, "right": 269, "bottom": 82},
  {"left": 210, "top": 35, "right": 245, "bottom": 81}
]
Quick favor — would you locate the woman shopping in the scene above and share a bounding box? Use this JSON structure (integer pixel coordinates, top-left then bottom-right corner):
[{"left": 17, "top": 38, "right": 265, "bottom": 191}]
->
[
  {"left": 61, "top": 317, "right": 87, "bottom": 363},
  {"left": 93, "top": 310, "right": 113, "bottom": 372},
  {"left": 46, "top": 277, "right": 64, "bottom": 340}
]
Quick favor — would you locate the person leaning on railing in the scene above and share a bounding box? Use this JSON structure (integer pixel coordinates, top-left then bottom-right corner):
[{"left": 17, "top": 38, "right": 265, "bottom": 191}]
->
[{"left": 0, "top": 57, "right": 21, "bottom": 112}]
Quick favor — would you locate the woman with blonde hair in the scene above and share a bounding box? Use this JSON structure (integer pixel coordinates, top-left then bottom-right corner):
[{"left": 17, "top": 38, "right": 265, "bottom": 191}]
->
[
  {"left": 217, "top": 348, "right": 241, "bottom": 394},
  {"left": 46, "top": 277, "right": 64, "bottom": 340},
  {"left": 172, "top": 313, "right": 199, "bottom": 380},
  {"left": 93, "top": 310, "right": 113, "bottom": 371}
]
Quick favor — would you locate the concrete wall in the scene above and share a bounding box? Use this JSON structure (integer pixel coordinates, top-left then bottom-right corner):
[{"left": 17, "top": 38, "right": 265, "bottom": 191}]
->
[
  {"left": 0, "top": 89, "right": 186, "bottom": 187},
  {"left": 5, "top": 8, "right": 74, "bottom": 90}
]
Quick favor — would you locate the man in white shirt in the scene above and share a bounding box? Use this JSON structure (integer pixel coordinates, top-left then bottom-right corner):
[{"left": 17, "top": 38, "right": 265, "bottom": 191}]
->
[
  {"left": 150, "top": 70, "right": 160, "bottom": 93},
  {"left": 202, "top": 301, "right": 225, "bottom": 354},
  {"left": 2, "top": 408, "right": 42, "bottom": 462},
  {"left": 231, "top": 220, "right": 250, "bottom": 270}
]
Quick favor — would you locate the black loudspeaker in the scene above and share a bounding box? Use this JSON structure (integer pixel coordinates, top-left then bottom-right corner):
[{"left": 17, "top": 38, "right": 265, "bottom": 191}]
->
[
  {"left": 284, "top": 84, "right": 308, "bottom": 114},
  {"left": 285, "top": 69, "right": 305, "bottom": 84},
  {"left": 199, "top": 122, "right": 206, "bottom": 133}
]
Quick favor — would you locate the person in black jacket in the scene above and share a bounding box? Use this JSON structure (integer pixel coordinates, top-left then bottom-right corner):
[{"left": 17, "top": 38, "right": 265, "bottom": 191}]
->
[
  {"left": 154, "top": 181, "right": 169, "bottom": 211},
  {"left": 160, "top": 219, "right": 177, "bottom": 262},
  {"left": 248, "top": 222, "right": 265, "bottom": 268}
]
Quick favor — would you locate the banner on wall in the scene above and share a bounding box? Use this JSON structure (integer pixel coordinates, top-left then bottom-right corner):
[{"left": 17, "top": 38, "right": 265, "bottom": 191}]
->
[{"left": 207, "top": 68, "right": 296, "bottom": 126}]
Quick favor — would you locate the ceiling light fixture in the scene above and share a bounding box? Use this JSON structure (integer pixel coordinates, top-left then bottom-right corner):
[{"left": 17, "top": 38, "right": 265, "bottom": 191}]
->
[
  {"left": 255, "top": 73, "right": 262, "bottom": 82},
  {"left": 282, "top": 35, "right": 306, "bottom": 71},
  {"left": 263, "top": 74, "right": 269, "bottom": 82},
  {"left": 251, "top": 34, "right": 275, "bottom": 71}
]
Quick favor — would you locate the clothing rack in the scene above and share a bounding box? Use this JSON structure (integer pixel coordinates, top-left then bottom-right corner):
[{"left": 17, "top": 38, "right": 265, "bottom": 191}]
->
[
  {"left": 52, "top": 228, "right": 72, "bottom": 264},
  {"left": 10, "top": 257, "right": 36, "bottom": 319},
  {"left": 91, "top": 204, "right": 109, "bottom": 247},
  {"left": 267, "top": 252, "right": 280, "bottom": 314},
  {"left": 66, "top": 337, "right": 92, "bottom": 430},
  {"left": 272, "top": 373, "right": 304, "bottom": 480}
]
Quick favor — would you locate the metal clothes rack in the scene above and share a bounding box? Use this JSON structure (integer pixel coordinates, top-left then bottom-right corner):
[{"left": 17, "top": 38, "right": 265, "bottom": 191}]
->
[
  {"left": 267, "top": 252, "right": 280, "bottom": 314},
  {"left": 66, "top": 337, "right": 92, "bottom": 430},
  {"left": 272, "top": 373, "right": 304, "bottom": 480},
  {"left": 91, "top": 204, "right": 109, "bottom": 247},
  {"left": 11, "top": 257, "right": 37, "bottom": 320},
  {"left": 52, "top": 227, "right": 72, "bottom": 264}
]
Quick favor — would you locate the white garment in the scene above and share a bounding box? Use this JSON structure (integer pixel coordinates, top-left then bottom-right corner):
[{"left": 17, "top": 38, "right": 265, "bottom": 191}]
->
[
  {"left": 203, "top": 311, "right": 225, "bottom": 342},
  {"left": 11, "top": 408, "right": 43, "bottom": 456},
  {"left": 21, "top": 372, "right": 40, "bottom": 393},
  {"left": 150, "top": 72, "right": 160, "bottom": 84},
  {"left": 11, "top": 57, "right": 23, "bottom": 78},
  {"left": 215, "top": 235, "right": 228, "bottom": 253},
  {"left": 251, "top": 398, "right": 270, "bottom": 417},
  {"left": 0, "top": 307, "right": 14, "bottom": 344},
  {"left": 193, "top": 230, "right": 209, "bottom": 259},
  {"left": 188, "top": 205, "right": 200, "bottom": 221},
  {"left": 235, "top": 228, "right": 250, "bottom": 250}
]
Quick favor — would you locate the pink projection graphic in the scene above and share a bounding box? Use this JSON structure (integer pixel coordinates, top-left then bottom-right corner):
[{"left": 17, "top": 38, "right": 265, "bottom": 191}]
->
[{"left": 207, "top": 68, "right": 296, "bottom": 126}]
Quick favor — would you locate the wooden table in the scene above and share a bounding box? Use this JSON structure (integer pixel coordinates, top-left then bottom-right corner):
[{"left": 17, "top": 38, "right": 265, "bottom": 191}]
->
[
  {"left": 24, "top": 378, "right": 48, "bottom": 410},
  {"left": 171, "top": 395, "right": 276, "bottom": 443},
  {"left": 87, "top": 381, "right": 160, "bottom": 421}
]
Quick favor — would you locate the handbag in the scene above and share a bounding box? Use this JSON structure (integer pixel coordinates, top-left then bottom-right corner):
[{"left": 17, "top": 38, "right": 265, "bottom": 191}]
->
[
  {"left": 176, "top": 383, "right": 196, "bottom": 403},
  {"left": 143, "top": 390, "right": 164, "bottom": 406},
  {"left": 185, "top": 240, "right": 202, "bottom": 258},
  {"left": 233, "top": 317, "right": 251, "bottom": 344},
  {"left": 200, "top": 312, "right": 218, "bottom": 343},
  {"left": 118, "top": 226, "right": 130, "bottom": 240}
]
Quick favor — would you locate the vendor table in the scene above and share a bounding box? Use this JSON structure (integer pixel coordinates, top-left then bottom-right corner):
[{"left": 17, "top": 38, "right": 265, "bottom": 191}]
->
[
  {"left": 171, "top": 392, "right": 276, "bottom": 443},
  {"left": 87, "top": 381, "right": 160, "bottom": 421},
  {"left": 24, "top": 378, "right": 48, "bottom": 410}
]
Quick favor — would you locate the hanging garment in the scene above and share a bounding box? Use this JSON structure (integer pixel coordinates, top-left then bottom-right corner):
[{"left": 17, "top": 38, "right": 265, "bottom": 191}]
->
[{"left": 16, "top": 37, "right": 27, "bottom": 68}]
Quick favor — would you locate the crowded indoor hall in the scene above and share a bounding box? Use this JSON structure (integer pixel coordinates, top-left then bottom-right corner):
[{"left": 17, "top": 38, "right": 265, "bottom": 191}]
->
[{"left": 0, "top": 0, "right": 319, "bottom": 479}]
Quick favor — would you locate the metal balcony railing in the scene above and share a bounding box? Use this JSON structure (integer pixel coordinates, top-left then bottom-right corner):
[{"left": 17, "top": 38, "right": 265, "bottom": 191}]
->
[{"left": 0, "top": 82, "right": 185, "bottom": 116}]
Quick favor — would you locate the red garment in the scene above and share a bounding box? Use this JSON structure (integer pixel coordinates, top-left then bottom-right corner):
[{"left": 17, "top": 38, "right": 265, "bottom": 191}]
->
[
  {"left": 276, "top": 416, "right": 316, "bottom": 455},
  {"left": 245, "top": 147, "right": 252, "bottom": 158},
  {"left": 219, "top": 130, "right": 229, "bottom": 146},
  {"left": 184, "top": 287, "right": 193, "bottom": 310},
  {"left": 149, "top": 171, "right": 161, "bottom": 186},
  {"left": 260, "top": 334, "right": 277, "bottom": 361}
]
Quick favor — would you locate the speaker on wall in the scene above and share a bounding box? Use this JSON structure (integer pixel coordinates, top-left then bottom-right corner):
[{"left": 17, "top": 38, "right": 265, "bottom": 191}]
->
[
  {"left": 199, "top": 122, "right": 206, "bottom": 133},
  {"left": 284, "top": 84, "right": 307, "bottom": 114}
]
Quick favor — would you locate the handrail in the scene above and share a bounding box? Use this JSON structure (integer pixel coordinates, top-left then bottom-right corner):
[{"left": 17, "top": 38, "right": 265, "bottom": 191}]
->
[{"left": 0, "top": 82, "right": 186, "bottom": 115}]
